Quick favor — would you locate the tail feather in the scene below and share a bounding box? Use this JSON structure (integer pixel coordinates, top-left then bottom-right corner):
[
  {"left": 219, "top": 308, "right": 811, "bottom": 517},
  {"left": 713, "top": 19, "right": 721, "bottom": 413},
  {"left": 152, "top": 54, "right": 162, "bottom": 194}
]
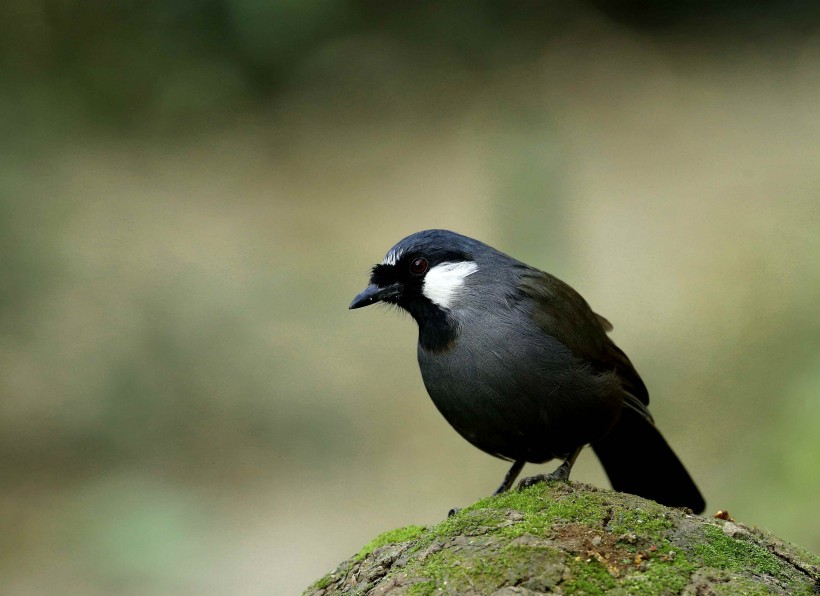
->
[{"left": 592, "top": 406, "right": 705, "bottom": 513}]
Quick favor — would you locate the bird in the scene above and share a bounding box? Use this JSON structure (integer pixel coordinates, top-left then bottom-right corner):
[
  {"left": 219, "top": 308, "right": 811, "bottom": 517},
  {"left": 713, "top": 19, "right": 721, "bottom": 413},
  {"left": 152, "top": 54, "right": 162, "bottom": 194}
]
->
[{"left": 349, "top": 229, "right": 705, "bottom": 514}]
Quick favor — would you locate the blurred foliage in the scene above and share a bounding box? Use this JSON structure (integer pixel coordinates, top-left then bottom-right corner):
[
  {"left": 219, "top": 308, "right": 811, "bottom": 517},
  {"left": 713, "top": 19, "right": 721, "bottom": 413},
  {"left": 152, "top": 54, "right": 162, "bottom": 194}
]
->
[
  {"left": 1, "top": 1, "right": 819, "bottom": 594},
  {"left": 2, "top": 0, "right": 820, "bottom": 134}
]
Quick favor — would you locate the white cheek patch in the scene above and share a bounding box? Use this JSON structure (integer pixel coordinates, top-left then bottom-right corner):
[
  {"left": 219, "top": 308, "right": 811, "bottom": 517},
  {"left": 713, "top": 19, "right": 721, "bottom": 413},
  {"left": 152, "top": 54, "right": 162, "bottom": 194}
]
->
[{"left": 422, "top": 261, "right": 479, "bottom": 309}]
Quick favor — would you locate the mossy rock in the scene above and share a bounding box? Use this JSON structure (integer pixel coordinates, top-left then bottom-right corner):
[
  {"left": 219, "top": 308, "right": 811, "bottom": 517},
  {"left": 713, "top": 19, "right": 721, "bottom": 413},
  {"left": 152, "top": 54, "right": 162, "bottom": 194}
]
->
[{"left": 305, "top": 482, "right": 819, "bottom": 595}]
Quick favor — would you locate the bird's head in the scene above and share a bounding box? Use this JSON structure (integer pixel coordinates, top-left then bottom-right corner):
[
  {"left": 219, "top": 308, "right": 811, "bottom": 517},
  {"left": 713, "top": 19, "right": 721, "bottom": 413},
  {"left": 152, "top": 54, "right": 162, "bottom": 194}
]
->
[{"left": 349, "top": 230, "right": 482, "bottom": 323}]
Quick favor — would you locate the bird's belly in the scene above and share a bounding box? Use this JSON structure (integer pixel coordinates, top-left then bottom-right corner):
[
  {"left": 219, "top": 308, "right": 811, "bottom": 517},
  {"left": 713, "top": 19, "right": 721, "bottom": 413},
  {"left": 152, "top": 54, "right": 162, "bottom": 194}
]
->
[{"left": 417, "top": 334, "right": 621, "bottom": 463}]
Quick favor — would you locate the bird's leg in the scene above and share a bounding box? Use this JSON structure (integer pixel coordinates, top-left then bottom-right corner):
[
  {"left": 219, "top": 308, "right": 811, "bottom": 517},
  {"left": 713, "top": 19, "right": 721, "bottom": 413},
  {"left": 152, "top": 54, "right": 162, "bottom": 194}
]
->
[
  {"left": 517, "top": 446, "right": 583, "bottom": 491},
  {"left": 493, "top": 460, "right": 526, "bottom": 495}
]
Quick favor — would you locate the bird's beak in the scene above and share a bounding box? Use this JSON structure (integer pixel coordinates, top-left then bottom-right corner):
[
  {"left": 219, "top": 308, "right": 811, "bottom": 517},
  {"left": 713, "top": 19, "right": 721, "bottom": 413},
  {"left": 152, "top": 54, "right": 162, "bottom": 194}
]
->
[{"left": 349, "top": 283, "right": 402, "bottom": 309}]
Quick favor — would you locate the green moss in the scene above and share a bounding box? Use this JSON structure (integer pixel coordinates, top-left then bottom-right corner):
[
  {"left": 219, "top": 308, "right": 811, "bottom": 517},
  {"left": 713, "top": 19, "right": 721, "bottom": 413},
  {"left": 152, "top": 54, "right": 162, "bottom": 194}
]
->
[
  {"left": 425, "top": 508, "right": 509, "bottom": 542},
  {"left": 310, "top": 573, "right": 334, "bottom": 591},
  {"left": 620, "top": 544, "right": 697, "bottom": 595},
  {"left": 470, "top": 483, "right": 608, "bottom": 523},
  {"left": 694, "top": 524, "right": 785, "bottom": 578},
  {"left": 405, "top": 541, "right": 564, "bottom": 595},
  {"left": 408, "top": 485, "right": 605, "bottom": 548},
  {"left": 563, "top": 556, "right": 619, "bottom": 593},
  {"left": 456, "top": 484, "right": 609, "bottom": 541},
  {"left": 467, "top": 483, "right": 556, "bottom": 514},
  {"left": 405, "top": 578, "right": 436, "bottom": 595},
  {"left": 608, "top": 504, "right": 674, "bottom": 539},
  {"left": 710, "top": 573, "right": 778, "bottom": 596},
  {"left": 534, "top": 490, "right": 610, "bottom": 526},
  {"left": 404, "top": 536, "right": 702, "bottom": 596},
  {"left": 404, "top": 547, "right": 491, "bottom": 595},
  {"left": 317, "top": 486, "right": 817, "bottom": 595},
  {"left": 398, "top": 511, "right": 818, "bottom": 596},
  {"left": 355, "top": 524, "right": 427, "bottom": 561}
]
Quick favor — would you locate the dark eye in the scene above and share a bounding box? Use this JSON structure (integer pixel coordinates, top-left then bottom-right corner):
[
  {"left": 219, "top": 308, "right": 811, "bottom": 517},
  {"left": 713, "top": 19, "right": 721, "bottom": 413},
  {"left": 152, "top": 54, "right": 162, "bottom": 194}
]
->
[{"left": 409, "top": 257, "right": 428, "bottom": 275}]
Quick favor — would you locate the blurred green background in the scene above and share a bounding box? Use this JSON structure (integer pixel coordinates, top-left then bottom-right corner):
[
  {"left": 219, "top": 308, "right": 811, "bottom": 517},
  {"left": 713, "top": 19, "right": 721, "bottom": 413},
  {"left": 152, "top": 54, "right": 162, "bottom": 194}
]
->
[{"left": 2, "top": 1, "right": 819, "bottom": 594}]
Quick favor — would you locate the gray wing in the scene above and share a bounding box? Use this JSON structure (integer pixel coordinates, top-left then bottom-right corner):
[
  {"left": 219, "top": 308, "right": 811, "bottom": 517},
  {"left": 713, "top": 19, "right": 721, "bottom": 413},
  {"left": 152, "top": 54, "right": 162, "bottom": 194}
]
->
[{"left": 516, "top": 268, "right": 651, "bottom": 411}]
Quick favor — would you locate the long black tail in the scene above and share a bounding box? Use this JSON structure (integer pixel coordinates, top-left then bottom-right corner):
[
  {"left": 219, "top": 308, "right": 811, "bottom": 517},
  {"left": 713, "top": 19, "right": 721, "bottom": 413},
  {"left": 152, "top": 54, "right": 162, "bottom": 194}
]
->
[{"left": 592, "top": 406, "right": 705, "bottom": 513}]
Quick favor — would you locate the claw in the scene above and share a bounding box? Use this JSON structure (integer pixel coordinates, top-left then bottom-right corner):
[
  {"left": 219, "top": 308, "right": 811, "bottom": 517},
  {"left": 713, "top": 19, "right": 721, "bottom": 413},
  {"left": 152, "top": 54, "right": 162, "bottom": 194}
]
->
[
  {"left": 516, "top": 447, "right": 582, "bottom": 491},
  {"left": 517, "top": 471, "right": 566, "bottom": 491}
]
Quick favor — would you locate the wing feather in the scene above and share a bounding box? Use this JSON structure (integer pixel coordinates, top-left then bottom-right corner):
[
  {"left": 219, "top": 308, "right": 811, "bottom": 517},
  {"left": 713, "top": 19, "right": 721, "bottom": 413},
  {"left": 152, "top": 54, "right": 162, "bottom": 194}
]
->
[{"left": 517, "top": 269, "right": 650, "bottom": 406}]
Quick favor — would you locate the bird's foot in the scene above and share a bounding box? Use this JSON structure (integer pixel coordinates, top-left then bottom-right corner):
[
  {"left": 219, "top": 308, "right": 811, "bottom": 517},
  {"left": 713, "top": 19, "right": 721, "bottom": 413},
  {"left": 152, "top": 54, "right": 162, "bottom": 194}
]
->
[
  {"left": 447, "top": 507, "right": 461, "bottom": 518},
  {"left": 517, "top": 466, "right": 570, "bottom": 491}
]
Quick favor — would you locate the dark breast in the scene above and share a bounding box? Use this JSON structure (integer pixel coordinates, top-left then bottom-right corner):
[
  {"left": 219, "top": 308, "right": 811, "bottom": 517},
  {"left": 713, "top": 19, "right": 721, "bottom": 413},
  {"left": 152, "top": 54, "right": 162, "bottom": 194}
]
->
[{"left": 417, "top": 315, "right": 623, "bottom": 463}]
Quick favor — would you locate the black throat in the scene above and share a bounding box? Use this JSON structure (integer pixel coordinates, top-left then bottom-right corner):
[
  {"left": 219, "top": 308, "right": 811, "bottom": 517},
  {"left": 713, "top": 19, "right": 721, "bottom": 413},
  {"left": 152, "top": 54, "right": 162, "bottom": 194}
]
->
[{"left": 400, "top": 296, "right": 459, "bottom": 353}]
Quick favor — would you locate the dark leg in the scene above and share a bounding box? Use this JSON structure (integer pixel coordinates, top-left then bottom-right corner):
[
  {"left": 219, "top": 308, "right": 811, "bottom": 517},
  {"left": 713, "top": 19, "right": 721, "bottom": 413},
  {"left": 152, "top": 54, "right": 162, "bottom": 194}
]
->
[
  {"left": 517, "top": 446, "right": 583, "bottom": 491},
  {"left": 494, "top": 460, "right": 526, "bottom": 495}
]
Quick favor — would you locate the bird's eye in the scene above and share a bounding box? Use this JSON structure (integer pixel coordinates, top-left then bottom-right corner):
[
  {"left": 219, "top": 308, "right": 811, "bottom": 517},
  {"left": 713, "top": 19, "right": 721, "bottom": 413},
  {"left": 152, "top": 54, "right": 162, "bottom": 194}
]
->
[{"left": 409, "top": 257, "right": 429, "bottom": 275}]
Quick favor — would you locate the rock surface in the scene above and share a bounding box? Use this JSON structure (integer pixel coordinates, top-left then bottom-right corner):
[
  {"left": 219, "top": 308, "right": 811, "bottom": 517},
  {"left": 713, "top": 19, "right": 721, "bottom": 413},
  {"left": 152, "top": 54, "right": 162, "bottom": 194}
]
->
[{"left": 305, "top": 482, "right": 819, "bottom": 595}]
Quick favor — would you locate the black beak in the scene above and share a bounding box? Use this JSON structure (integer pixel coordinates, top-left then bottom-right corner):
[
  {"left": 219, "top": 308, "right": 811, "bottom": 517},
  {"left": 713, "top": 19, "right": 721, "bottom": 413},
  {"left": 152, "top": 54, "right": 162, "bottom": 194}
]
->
[{"left": 349, "top": 283, "right": 402, "bottom": 309}]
